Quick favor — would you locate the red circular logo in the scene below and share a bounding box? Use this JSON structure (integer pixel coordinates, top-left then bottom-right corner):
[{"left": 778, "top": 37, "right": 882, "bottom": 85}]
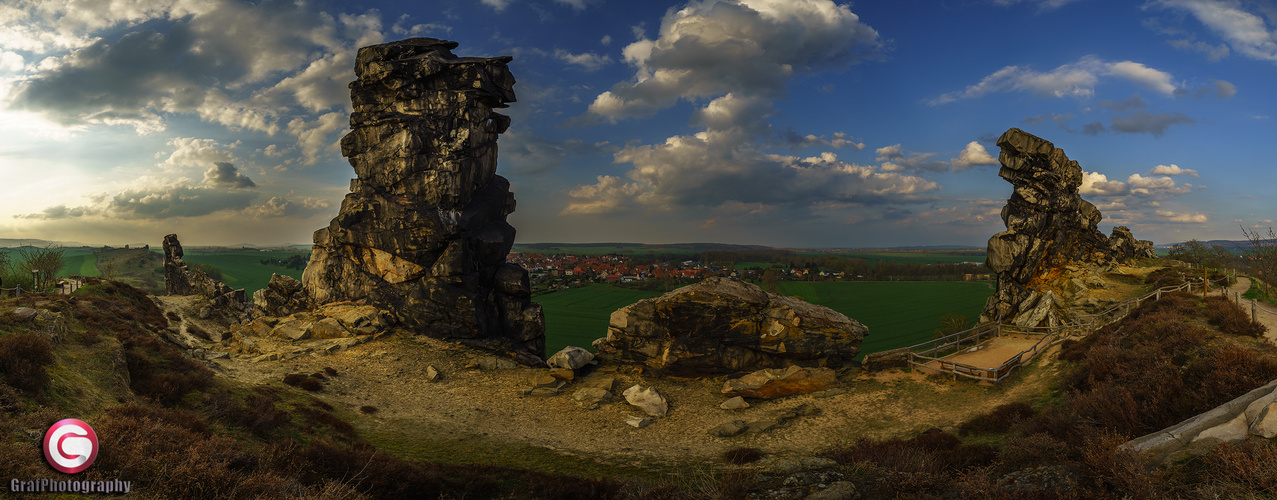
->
[{"left": 43, "top": 419, "right": 98, "bottom": 474}]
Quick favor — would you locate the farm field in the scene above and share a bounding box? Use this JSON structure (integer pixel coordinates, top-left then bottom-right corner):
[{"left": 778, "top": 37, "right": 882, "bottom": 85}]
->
[
  {"left": 776, "top": 281, "right": 993, "bottom": 359},
  {"left": 0, "top": 247, "right": 100, "bottom": 278},
  {"left": 179, "top": 251, "right": 308, "bottom": 295},
  {"left": 537, "top": 284, "right": 662, "bottom": 355},
  {"left": 538, "top": 280, "right": 993, "bottom": 360}
]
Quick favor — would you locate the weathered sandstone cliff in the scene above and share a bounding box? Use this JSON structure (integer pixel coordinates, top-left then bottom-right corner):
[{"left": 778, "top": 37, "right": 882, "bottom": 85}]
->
[{"left": 300, "top": 38, "right": 544, "bottom": 360}]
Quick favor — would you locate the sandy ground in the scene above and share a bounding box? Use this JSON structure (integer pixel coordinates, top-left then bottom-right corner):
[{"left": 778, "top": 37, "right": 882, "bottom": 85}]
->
[{"left": 944, "top": 335, "right": 1042, "bottom": 369}]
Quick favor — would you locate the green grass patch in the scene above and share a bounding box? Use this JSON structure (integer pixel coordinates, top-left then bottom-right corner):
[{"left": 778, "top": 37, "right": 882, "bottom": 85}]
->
[
  {"left": 775, "top": 281, "right": 993, "bottom": 360},
  {"left": 538, "top": 284, "right": 662, "bottom": 354},
  {"left": 63, "top": 252, "right": 99, "bottom": 277},
  {"left": 1243, "top": 276, "right": 1277, "bottom": 307},
  {"left": 364, "top": 418, "right": 666, "bottom": 481},
  {"left": 179, "top": 251, "right": 308, "bottom": 295}
]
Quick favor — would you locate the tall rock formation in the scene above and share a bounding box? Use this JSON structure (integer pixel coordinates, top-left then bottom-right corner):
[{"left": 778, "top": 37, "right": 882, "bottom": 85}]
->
[
  {"left": 593, "top": 277, "right": 867, "bottom": 377},
  {"left": 162, "top": 234, "right": 248, "bottom": 314},
  {"left": 980, "top": 128, "right": 1154, "bottom": 326},
  {"left": 301, "top": 38, "right": 545, "bottom": 359}
]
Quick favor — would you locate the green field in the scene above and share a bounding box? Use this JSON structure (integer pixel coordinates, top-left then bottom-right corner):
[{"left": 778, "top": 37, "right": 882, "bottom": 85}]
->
[
  {"left": 776, "top": 281, "right": 992, "bottom": 358},
  {"left": 0, "top": 247, "right": 100, "bottom": 278},
  {"left": 538, "top": 280, "right": 993, "bottom": 361},
  {"left": 537, "top": 284, "right": 662, "bottom": 355},
  {"left": 179, "top": 251, "right": 308, "bottom": 295}
]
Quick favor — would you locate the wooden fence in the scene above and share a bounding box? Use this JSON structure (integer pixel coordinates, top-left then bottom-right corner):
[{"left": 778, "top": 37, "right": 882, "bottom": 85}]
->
[{"left": 903, "top": 276, "right": 1233, "bottom": 383}]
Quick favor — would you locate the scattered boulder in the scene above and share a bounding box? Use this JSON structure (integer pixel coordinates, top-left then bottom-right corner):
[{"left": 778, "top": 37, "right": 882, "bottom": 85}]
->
[
  {"left": 425, "top": 365, "right": 441, "bottom": 382},
  {"left": 573, "top": 387, "right": 612, "bottom": 408},
  {"left": 594, "top": 277, "right": 867, "bottom": 376},
  {"left": 622, "top": 384, "right": 668, "bottom": 417},
  {"left": 720, "top": 396, "right": 750, "bottom": 410},
  {"left": 10, "top": 307, "right": 37, "bottom": 321},
  {"left": 722, "top": 366, "right": 839, "bottom": 399},
  {"left": 299, "top": 38, "right": 545, "bottom": 360},
  {"left": 709, "top": 420, "right": 749, "bottom": 438},
  {"left": 708, "top": 404, "right": 821, "bottom": 437},
  {"left": 979, "top": 129, "right": 1155, "bottom": 326},
  {"left": 252, "top": 274, "right": 313, "bottom": 317},
  {"left": 547, "top": 346, "right": 593, "bottom": 370},
  {"left": 625, "top": 415, "right": 654, "bottom": 428}
]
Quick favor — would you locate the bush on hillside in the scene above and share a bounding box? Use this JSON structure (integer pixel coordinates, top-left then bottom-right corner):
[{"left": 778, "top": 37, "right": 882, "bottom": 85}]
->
[{"left": 0, "top": 332, "right": 54, "bottom": 394}]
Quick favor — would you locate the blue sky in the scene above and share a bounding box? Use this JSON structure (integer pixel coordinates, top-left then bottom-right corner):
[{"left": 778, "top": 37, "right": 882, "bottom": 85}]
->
[{"left": 0, "top": 0, "right": 1274, "bottom": 248}]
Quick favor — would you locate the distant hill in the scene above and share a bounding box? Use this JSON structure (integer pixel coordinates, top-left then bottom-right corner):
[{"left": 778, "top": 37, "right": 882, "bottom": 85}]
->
[
  {"left": 513, "top": 242, "right": 776, "bottom": 255},
  {"left": 1155, "top": 239, "right": 1274, "bottom": 251}
]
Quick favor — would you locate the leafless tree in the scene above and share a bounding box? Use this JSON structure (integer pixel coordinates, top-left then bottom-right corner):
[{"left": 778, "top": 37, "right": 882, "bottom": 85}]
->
[
  {"left": 1241, "top": 225, "right": 1277, "bottom": 297},
  {"left": 17, "top": 245, "right": 66, "bottom": 290}
]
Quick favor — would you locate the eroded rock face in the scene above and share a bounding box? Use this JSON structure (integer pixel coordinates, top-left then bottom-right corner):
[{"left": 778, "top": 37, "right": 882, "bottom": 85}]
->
[
  {"left": 300, "top": 38, "right": 544, "bottom": 359},
  {"left": 163, "top": 234, "right": 248, "bottom": 315},
  {"left": 980, "top": 129, "right": 1154, "bottom": 326},
  {"left": 593, "top": 277, "right": 867, "bottom": 376}
]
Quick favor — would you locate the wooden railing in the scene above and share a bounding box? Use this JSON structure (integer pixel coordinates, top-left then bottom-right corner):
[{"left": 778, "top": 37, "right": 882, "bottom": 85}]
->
[{"left": 903, "top": 276, "right": 1232, "bottom": 383}]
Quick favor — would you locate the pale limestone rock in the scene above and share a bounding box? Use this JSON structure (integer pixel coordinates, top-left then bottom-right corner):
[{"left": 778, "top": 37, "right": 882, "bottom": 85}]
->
[
  {"left": 622, "top": 384, "right": 668, "bottom": 417},
  {"left": 547, "top": 346, "right": 594, "bottom": 370}
]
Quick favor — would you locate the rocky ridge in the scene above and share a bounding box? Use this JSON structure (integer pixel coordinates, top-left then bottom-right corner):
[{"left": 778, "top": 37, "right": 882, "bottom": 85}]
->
[
  {"left": 162, "top": 234, "right": 248, "bottom": 321},
  {"left": 980, "top": 128, "right": 1155, "bottom": 327}
]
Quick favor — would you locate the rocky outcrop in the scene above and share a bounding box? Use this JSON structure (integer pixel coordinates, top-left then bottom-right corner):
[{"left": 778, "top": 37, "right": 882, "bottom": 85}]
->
[
  {"left": 299, "top": 38, "right": 545, "bottom": 360},
  {"left": 1108, "top": 226, "right": 1157, "bottom": 262},
  {"left": 252, "top": 274, "right": 313, "bottom": 318},
  {"left": 980, "top": 129, "right": 1154, "bottom": 326},
  {"left": 593, "top": 277, "right": 867, "bottom": 377},
  {"left": 1124, "top": 379, "right": 1277, "bottom": 464},
  {"left": 162, "top": 234, "right": 248, "bottom": 317}
]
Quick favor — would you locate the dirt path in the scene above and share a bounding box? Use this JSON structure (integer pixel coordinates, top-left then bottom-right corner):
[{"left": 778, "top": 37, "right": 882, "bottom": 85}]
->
[
  {"left": 201, "top": 335, "right": 1054, "bottom": 466},
  {"left": 1216, "top": 277, "right": 1277, "bottom": 343}
]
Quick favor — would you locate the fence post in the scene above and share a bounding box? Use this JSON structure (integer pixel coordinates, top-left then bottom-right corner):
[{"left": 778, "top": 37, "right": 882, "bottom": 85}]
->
[
  {"left": 1157, "top": 289, "right": 1161, "bottom": 300},
  {"left": 1254, "top": 299, "right": 1258, "bottom": 324}
]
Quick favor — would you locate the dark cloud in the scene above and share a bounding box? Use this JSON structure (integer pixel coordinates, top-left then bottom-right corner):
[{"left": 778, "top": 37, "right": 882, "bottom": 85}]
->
[
  {"left": 1110, "top": 112, "right": 1195, "bottom": 137},
  {"left": 203, "top": 162, "right": 257, "bottom": 188},
  {"left": 107, "top": 185, "right": 258, "bottom": 219},
  {"left": 1098, "top": 94, "right": 1146, "bottom": 112},
  {"left": 14, "top": 205, "right": 96, "bottom": 220},
  {"left": 1081, "top": 121, "right": 1107, "bottom": 135},
  {"left": 501, "top": 131, "right": 615, "bottom": 175},
  {"left": 7, "top": 1, "right": 363, "bottom": 133}
]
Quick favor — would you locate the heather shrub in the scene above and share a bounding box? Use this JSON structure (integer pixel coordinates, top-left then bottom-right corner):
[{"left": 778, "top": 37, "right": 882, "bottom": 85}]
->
[
  {"left": 298, "top": 378, "right": 324, "bottom": 392},
  {"left": 0, "top": 332, "right": 54, "bottom": 394},
  {"left": 958, "top": 402, "right": 1037, "bottom": 436},
  {"left": 1204, "top": 296, "right": 1267, "bottom": 337},
  {"left": 283, "top": 373, "right": 307, "bottom": 386}
]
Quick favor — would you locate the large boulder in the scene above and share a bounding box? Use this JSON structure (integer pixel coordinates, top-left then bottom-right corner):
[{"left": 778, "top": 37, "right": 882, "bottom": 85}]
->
[
  {"left": 299, "top": 38, "right": 544, "bottom": 360},
  {"left": 980, "top": 129, "right": 1154, "bottom": 326},
  {"left": 593, "top": 277, "right": 867, "bottom": 376}
]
